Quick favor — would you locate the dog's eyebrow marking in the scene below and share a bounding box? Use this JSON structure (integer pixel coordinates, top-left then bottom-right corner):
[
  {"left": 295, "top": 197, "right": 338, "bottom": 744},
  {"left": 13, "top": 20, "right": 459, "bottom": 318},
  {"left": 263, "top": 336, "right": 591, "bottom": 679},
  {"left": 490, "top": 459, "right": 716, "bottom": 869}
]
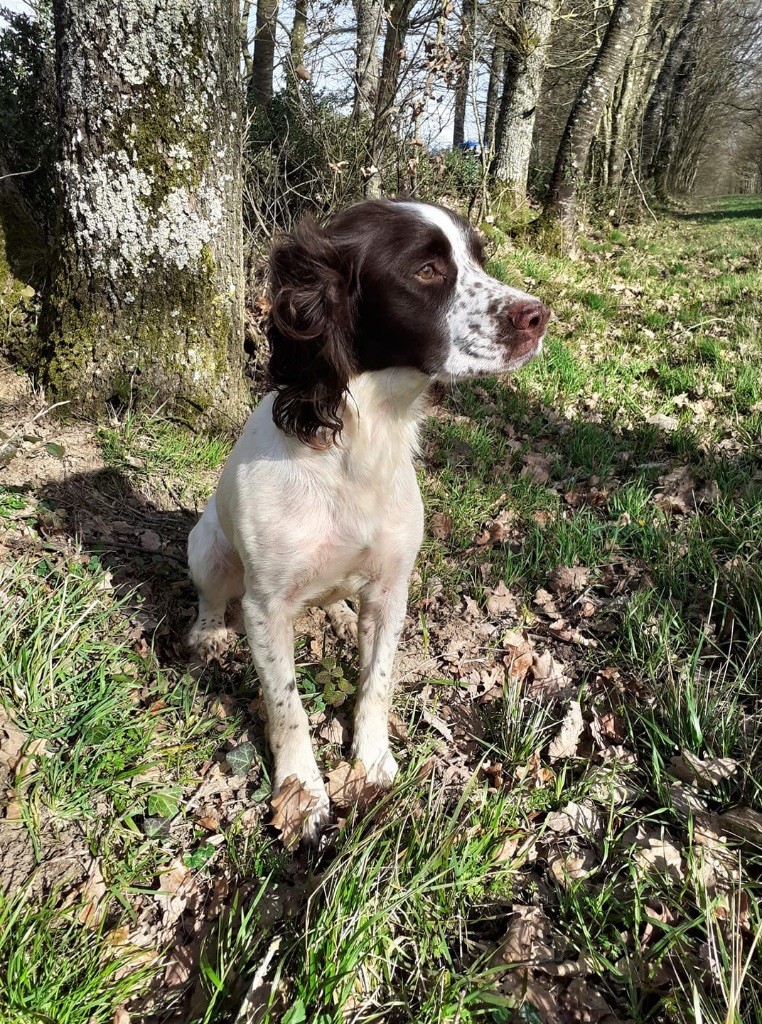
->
[{"left": 401, "top": 202, "right": 473, "bottom": 268}]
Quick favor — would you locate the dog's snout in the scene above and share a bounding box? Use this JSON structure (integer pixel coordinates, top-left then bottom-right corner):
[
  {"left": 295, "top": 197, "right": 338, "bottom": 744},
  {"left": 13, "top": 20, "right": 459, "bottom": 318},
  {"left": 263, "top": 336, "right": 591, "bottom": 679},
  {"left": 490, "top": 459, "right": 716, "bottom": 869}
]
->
[{"left": 506, "top": 300, "right": 551, "bottom": 336}]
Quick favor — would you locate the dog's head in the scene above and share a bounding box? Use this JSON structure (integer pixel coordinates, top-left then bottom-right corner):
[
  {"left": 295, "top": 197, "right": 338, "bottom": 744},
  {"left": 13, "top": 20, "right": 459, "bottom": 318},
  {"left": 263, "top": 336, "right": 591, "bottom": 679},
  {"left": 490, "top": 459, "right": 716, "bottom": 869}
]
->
[{"left": 268, "top": 199, "right": 551, "bottom": 444}]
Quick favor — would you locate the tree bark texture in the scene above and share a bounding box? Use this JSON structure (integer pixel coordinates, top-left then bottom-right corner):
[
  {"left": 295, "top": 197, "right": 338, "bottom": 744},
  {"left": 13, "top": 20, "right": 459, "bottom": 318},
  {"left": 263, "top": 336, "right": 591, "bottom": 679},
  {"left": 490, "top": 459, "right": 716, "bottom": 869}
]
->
[
  {"left": 45, "top": 0, "right": 249, "bottom": 428},
  {"left": 452, "top": 0, "right": 476, "bottom": 149},
  {"left": 288, "top": 0, "right": 309, "bottom": 91},
  {"left": 249, "top": 0, "right": 279, "bottom": 108},
  {"left": 484, "top": 43, "right": 506, "bottom": 156},
  {"left": 491, "top": 0, "right": 554, "bottom": 199},
  {"left": 367, "top": 0, "right": 416, "bottom": 191},
  {"left": 640, "top": 0, "right": 706, "bottom": 178},
  {"left": 649, "top": 0, "right": 712, "bottom": 196},
  {"left": 604, "top": 0, "right": 653, "bottom": 190},
  {"left": 542, "top": 0, "right": 642, "bottom": 236},
  {"left": 354, "top": 0, "right": 383, "bottom": 119}
]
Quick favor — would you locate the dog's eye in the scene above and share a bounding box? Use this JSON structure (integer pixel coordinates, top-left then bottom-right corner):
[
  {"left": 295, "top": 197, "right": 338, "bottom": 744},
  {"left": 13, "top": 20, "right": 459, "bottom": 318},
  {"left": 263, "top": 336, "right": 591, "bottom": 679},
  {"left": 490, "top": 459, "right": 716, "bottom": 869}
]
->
[{"left": 416, "top": 263, "right": 436, "bottom": 281}]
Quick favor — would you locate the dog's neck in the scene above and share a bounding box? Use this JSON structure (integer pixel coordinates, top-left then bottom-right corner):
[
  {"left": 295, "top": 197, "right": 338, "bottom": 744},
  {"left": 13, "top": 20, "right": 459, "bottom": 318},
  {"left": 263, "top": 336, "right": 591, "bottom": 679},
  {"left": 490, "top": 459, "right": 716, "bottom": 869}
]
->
[{"left": 340, "top": 368, "right": 430, "bottom": 461}]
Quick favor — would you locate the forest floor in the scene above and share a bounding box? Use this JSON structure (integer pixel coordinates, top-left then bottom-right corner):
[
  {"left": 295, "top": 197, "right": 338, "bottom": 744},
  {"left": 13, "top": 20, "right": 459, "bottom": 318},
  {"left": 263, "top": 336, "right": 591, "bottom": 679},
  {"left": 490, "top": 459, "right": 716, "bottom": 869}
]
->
[{"left": 0, "top": 195, "right": 761, "bottom": 1024}]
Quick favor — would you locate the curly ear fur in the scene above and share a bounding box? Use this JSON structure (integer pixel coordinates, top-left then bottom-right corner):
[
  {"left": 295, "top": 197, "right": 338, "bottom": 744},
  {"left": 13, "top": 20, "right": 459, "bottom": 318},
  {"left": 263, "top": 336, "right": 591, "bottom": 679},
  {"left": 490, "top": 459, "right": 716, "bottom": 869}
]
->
[{"left": 268, "top": 217, "right": 358, "bottom": 446}]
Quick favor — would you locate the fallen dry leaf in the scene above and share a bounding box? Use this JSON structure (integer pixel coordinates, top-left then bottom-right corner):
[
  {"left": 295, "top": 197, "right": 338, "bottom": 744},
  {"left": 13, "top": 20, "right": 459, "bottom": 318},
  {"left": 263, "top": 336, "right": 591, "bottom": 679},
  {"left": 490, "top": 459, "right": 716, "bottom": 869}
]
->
[
  {"left": 520, "top": 452, "right": 553, "bottom": 485},
  {"left": 140, "top": 530, "right": 162, "bottom": 552},
  {"left": 487, "top": 581, "right": 518, "bottom": 618},
  {"left": 547, "top": 840, "right": 598, "bottom": 887},
  {"left": 669, "top": 749, "right": 738, "bottom": 788},
  {"left": 495, "top": 905, "right": 554, "bottom": 966},
  {"left": 270, "top": 776, "right": 318, "bottom": 849},
  {"left": 502, "top": 630, "right": 534, "bottom": 683},
  {"left": 546, "top": 801, "right": 602, "bottom": 839},
  {"left": 78, "top": 857, "right": 107, "bottom": 928},
  {"left": 548, "top": 701, "right": 584, "bottom": 762},
  {"left": 430, "top": 512, "right": 452, "bottom": 540},
  {"left": 717, "top": 806, "right": 762, "bottom": 845},
  {"left": 626, "top": 827, "right": 685, "bottom": 883},
  {"left": 547, "top": 565, "right": 589, "bottom": 596},
  {"left": 325, "top": 761, "right": 380, "bottom": 811},
  {"left": 528, "top": 650, "right": 573, "bottom": 699},
  {"left": 0, "top": 713, "right": 26, "bottom": 771}
]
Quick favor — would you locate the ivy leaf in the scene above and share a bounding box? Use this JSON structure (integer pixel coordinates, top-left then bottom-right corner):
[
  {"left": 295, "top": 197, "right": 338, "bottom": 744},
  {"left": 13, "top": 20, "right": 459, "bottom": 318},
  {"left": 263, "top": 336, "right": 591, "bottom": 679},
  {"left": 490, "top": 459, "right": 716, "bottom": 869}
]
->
[
  {"left": 227, "top": 740, "right": 255, "bottom": 776},
  {"left": 147, "top": 789, "right": 181, "bottom": 819}
]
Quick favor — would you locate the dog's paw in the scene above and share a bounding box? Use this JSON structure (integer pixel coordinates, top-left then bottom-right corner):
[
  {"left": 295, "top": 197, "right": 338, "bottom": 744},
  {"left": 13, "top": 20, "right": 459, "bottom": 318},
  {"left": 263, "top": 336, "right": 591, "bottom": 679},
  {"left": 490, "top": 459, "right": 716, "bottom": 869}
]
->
[
  {"left": 272, "top": 773, "right": 331, "bottom": 846},
  {"left": 326, "top": 601, "right": 358, "bottom": 644},
  {"left": 187, "top": 617, "right": 229, "bottom": 661},
  {"left": 301, "top": 787, "right": 331, "bottom": 845},
  {"left": 354, "top": 746, "right": 398, "bottom": 789}
]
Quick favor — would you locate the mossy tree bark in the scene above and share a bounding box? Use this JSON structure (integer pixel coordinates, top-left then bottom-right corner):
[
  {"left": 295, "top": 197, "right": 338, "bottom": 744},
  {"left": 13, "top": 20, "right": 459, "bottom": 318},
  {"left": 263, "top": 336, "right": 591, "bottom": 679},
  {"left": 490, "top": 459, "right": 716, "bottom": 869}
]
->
[
  {"left": 44, "top": 0, "right": 249, "bottom": 429},
  {"left": 491, "top": 0, "right": 554, "bottom": 203},
  {"left": 540, "top": 0, "right": 641, "bottom": 242}
]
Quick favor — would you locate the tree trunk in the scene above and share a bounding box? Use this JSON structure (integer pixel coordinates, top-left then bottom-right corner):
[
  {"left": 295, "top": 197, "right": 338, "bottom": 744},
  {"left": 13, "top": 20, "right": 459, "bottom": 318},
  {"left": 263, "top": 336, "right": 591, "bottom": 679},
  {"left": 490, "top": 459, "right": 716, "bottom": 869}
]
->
[
  {"left": 249, "top": 0, "right": 279, "bottom": 108},
  {"left": 288, "top": 0, "right": 309, "bottom": 92},
  {"left": 354, "top": 0, "right": 383, "bottom": 119},
  {"left": 640, "top": 0, "right": 706, "bottom": 178},
  {"left": 44, "top": 0, "right": 249, "bottom": 429},
  {"left": 452, "top": 0, "right": 476, "bottom": 149},
  {"left": 491, "top": 0, "right": 554, "bottom": 203},
  {"left": 541, "top": 0, "right": 642, "bottom": 239},
  {"left": 484, "top": 42, "right": 506, "bottom": 157},
  {"left": 650, "top": 0, "right": 711, "bottom": 197},
  {"left": 367, "top": 0, "right": 416, "bottom": 194}
]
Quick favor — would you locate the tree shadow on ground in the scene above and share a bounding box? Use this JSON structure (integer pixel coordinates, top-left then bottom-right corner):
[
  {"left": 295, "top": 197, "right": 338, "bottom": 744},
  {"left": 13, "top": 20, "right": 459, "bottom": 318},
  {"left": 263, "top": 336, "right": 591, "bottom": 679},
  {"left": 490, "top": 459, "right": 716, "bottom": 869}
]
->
[
  {"left": 671, "top": 204, "right": 762, "bottom": 223},
  {"left": 38, "top": 466, "right": 198, "bottom": 664}
]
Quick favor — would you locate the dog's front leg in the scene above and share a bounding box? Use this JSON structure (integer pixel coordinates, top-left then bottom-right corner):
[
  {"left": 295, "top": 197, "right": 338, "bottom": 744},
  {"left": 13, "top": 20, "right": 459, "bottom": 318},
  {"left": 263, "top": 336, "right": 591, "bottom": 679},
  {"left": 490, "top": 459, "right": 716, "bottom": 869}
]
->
[
  {"left": 351, "top": 579, "right": 409, "bottom": 788},
  {"left": 241, "top": 593, "right": 329, "bottom": 841}
]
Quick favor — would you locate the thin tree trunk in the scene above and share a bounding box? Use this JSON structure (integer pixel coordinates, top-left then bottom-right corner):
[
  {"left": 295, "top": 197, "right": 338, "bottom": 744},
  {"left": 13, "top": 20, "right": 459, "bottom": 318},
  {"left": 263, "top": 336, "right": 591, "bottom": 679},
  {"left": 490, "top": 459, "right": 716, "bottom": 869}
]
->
[
  {"left": 452, "top": 0, "right": 476, "bottom": 149},
  {"left": 367, "top": 0, "right": 416, "bottom": 194},
  {"left": 605, "top": 0, "right": 653, "bottom": 190},
  {"left": 491, "top": 0, "right": 554, "bottom": 203},
  {"left": 44, "top": 0, "right": 249, "bottom": 428},
  {"left": 650, "top": 1, "right": 711, "bottom": 197},
  {"left": 541, "top": 0, "right": 642, "bottom": 240},
  {"left": 484, "top": 42, "right": 506, "bottom": 157},
  {"left": 249, "top": 0, "right": 279, "bottom": 108},
  {"left": 354, "top": 0, "right": 383, "bottom": 119},
  {"left": 288, "top": 0, "right": 308, "bottom": 91},
  {"left": 640, "top": 0, "right": 707, "bottom": 177}
]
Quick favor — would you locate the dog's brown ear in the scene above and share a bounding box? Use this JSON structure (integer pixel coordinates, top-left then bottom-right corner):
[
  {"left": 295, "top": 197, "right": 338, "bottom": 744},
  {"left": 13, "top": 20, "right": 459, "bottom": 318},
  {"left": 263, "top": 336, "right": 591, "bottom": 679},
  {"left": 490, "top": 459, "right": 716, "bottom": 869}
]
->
[{"left": 267, "top": 216, "right": 358, "bottom": 446}]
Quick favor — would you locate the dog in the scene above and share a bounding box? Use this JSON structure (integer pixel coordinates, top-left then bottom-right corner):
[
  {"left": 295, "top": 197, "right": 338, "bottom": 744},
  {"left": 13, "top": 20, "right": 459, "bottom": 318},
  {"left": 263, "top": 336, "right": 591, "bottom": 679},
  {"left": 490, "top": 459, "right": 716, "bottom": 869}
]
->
[{"left": 188, "top": 198, "right": 550, "bottom": 840}]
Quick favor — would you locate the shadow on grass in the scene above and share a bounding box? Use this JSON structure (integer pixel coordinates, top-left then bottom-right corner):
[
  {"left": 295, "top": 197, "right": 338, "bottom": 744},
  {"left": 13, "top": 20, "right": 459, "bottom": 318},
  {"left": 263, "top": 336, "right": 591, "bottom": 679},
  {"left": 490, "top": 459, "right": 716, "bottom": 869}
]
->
[
  {"left": 671, "top": 201, "right": 762, "bottom": 223},
  {"left": 39, "top": 467, "right": 198, "bottom": 663}
]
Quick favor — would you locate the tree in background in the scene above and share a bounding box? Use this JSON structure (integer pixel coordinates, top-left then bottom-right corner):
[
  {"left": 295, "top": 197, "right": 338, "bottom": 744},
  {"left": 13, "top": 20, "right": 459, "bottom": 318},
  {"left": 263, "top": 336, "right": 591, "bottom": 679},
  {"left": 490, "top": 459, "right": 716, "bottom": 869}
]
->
[
  {"left": 249, "top": 0, "right": 280, "bottom": 107},
  {"left": 490, "top": 0, "right": 554, "bottom": 204},
  {"left": 540, "top": 0, "right": 642, "bottom": 240},
  {"left": 43, "top": 0, "right": 249, "bottom": 427},
  {"left": 354, "top": 0, "right": 384, "bottom": 119},
  {"left": 452, "top": 0, "right": 476, "bottom": 149}
]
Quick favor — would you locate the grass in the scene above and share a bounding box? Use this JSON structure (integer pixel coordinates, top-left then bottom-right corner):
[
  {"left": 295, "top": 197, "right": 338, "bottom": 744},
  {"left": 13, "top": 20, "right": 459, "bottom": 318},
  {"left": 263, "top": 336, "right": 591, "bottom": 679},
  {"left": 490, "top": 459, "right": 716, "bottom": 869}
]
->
[{"left": 1, "top": 195, "right": 761, "bottom": 1023}]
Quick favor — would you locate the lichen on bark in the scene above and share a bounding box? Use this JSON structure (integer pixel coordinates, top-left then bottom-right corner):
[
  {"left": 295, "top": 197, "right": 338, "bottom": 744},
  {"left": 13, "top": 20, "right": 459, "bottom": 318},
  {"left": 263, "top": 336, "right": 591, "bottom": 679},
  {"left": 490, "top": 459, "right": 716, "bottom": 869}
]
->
[{"left": 44, "top": 0, "right": 249, "bottom": 429}]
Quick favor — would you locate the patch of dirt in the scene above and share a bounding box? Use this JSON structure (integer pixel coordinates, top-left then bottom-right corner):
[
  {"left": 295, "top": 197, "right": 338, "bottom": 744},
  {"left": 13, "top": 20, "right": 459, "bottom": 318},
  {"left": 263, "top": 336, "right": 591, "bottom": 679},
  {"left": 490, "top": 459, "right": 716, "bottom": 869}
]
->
[{"left": 0, "top": 357, "right": 106, "bottom": 490}]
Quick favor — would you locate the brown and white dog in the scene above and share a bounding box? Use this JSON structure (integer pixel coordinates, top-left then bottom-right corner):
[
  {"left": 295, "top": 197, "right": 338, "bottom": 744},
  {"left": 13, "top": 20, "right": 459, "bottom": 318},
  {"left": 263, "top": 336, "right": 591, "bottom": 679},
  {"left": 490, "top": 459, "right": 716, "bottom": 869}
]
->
[{"left": 188, "top": 199, "right": 550, "bottom": 840}]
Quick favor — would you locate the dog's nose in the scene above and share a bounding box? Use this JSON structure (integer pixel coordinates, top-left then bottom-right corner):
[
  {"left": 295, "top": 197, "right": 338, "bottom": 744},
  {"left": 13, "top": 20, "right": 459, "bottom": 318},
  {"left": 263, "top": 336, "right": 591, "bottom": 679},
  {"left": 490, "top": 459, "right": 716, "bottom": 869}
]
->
[{"left": 506, "top": 300, "right": 551, "bottom": 335}]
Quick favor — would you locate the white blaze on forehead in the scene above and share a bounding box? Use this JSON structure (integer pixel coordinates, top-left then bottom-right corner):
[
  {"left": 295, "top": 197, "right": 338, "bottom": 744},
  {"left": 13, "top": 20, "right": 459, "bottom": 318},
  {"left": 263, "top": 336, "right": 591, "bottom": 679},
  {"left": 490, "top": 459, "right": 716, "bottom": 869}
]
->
[{"left": 400, "top": 201, "right": 474, "bottom": 267}]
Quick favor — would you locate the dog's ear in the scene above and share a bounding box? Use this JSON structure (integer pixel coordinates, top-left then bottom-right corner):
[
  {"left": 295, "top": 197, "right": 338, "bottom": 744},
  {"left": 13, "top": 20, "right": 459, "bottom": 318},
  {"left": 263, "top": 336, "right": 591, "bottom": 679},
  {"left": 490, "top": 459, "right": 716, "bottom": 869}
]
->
[{"left": 267, "top": 216, "right": 358, "bottom": 446}]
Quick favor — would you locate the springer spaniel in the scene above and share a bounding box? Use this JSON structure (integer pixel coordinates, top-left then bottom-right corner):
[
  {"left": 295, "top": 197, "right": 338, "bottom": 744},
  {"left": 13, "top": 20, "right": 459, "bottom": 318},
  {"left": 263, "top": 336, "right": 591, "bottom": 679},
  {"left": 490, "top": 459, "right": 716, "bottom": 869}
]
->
[{"left": 188, "top": 199, "right": 550, "bottom": 840}]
